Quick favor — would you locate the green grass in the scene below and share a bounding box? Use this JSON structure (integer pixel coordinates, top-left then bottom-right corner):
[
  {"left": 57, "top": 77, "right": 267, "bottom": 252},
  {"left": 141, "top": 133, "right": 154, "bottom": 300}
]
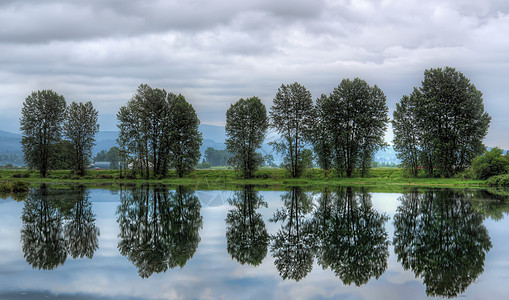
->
[{"left": 0, "top": 167, "right": 488, "bottom": 192}]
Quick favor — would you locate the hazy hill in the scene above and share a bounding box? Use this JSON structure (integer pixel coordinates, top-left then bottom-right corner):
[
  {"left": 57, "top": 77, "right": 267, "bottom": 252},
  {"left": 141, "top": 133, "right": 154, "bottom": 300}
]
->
[{"left": 0, "top": 124, "right": 408, "bottom": 166}]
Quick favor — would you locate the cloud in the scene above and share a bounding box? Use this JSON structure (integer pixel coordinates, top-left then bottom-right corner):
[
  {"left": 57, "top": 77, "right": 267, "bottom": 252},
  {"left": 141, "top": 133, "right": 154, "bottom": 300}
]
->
[{"left": 0, "top": 0, "right": 508, "bottom": 147}]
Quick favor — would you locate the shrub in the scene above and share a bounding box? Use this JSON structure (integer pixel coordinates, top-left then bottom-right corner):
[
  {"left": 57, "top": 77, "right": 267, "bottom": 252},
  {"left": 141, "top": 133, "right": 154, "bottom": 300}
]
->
[
  {"left": 0, "top": 182, "right": 10, "bottom": 193},
  {"left": 11, "top": 172, "right": 30, "bottom": 178},
  {"left": 471, "top": 148, "right": 509, "bottom": 180},
  {"left": 11, "top": 181, "right": 29, "bottom": 193}
]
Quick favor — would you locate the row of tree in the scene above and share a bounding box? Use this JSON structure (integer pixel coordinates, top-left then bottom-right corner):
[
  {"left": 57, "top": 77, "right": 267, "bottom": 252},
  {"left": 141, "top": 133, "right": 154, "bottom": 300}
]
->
[
  {"left": 226, "top": 79, "right": 389, "bottom": 178},
  {"left": 226, "top": 67, "right": 490, "bottom": 179},
  {"left": 20, "top": 67, "right": 490, "bottom": 179},
  {"left": 20, "top": 90, "right": 99, "bottom": 177}
]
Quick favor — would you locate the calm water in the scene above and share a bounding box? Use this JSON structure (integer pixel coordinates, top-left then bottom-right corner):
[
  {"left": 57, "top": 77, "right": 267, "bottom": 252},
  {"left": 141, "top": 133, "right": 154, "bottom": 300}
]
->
[{"left": 0, "top": 185, "right": 509, "bottom": 300}]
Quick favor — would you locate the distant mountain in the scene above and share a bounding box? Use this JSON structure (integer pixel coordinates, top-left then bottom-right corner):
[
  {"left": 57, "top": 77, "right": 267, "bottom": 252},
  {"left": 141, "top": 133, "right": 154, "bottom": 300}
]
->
[
  {"left": 93, "top": 131, "right": 118, "bottom": 155},
  {"left": 4, "top": 125, "right": 500, "bottom": 167},
  {"left": 0, "top": 130, "right": 22, "bottom": 154}
]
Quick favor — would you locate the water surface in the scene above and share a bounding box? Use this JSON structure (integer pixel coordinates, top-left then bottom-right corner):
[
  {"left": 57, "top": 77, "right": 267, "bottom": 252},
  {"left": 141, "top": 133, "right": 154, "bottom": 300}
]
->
[{"left": 0, "top": 185, "right": 508, "bottom": 299}]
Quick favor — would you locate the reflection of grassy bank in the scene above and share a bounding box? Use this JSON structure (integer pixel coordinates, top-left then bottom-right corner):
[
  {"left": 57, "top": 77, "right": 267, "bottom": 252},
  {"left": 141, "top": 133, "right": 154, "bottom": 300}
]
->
[{"left": 0, "top": 168, "right": 487, "bottom": 192}]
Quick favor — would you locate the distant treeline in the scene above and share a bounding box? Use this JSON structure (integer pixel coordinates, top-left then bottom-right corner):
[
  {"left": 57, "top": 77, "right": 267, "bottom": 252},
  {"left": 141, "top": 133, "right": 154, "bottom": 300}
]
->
[{"left": 18, "top": 67, "right": 492, "bottom": 179}]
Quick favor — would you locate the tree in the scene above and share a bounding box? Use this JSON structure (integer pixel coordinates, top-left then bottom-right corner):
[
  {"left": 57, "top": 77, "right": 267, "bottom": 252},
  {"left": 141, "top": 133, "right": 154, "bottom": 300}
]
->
[
  {"left": 317, "top": 78, "right": 388, "bottom": 177},
  {"left": 312, "top": 94, "right": 334, "bottom": 174},
  {"left": 393, "top": 67, "right": 491, "bottom": 177},
  {"left": 117, "top": 84, "right": 202, "bottom": 178},
  {"left": 167, "top": 94, "right": 202, "bottom": 178},
  {"left": 204, "top": 147, "right": 231, "bottom": 166},
  {"left": 51, "top": 140, "right": 74, "bottom": 170},
  {"left": 63, "top": 101, "right": 100, "bottom": 176},
  {"left": 226, "top": 97, "right": 268, "bottom": 179},
  {"left": 392, "top": 95, "right": 420, "bottom": 177},
  {"left": 20, "top": 90, "right": 66, "bottom": 177},
  {"left": 117, "top": 84, "right": 171, "bottom": 179},
  {"left": 471, "top": 148, "right": 509, "bottom": 180},
  {"left": 270, "top": 83, "right": 315, "bottom": 177}
]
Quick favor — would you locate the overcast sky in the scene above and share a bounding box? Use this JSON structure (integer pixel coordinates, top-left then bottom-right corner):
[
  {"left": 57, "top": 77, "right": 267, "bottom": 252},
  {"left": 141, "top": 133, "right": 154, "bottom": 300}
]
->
[{"left": 0, "top": 0, "right": 508, "bottom": 147}]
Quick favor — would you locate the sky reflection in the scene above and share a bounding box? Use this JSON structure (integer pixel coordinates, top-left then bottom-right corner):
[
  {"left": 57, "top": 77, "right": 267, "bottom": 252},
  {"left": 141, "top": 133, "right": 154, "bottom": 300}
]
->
[{"left": 0, "top": 187, "right": 508, "bottom": 299}]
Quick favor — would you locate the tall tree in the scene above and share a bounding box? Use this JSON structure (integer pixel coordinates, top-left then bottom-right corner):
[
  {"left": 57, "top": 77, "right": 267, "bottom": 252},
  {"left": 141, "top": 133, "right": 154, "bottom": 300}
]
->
[
  {"left": 117, "top": 84, "right": 202, "bottom": 178},
  {"left": 269, "top": 82, "right": 315, "bottom": 178},
  {"left": 204, "top": 147, "right": 231, "bottom": 166},
  {"left": 392, "top": 95, "right": 420, "bottom": 177},
  {"left": 312, "top": 94, "right": 334, "bottom": 175},
  {"left": 168, "top": 94, "right": 202, "bottom": 178},
  {"left": 318, "top": 78, "right": 388, "bottom": 177},
  {"left": 393, "top": 67, "right": 491, "bottom": 177},
  {"left": 64, "top": 101, "right": 100, "bottom": 176},
  {"left": 20, "top": 90, "right": 66, "bottom": 177},
  {"left": 226, "top": 97, "right": 268, "bottom": 179}
]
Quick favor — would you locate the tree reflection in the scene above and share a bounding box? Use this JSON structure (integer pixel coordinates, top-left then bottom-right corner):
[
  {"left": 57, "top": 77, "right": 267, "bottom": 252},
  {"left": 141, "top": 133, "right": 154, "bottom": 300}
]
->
[
  {"left": 63, "top": 185, "right": 100, "bottom": 259},
  {"left": 21, "top": 186, "right": 67, "bottom": 270},
  {"left": 225, "top": 185, "right": 269, "bottom": 266},
  {"left": 21, "top": 185, "right": 100, "bottom": 269},
  {"left": 313, "top": 187, "right": 389, "bottom": 286},
  {"left": 117, "top": 185, "right": 202, "bottom": 278},
  {"left": 270, "top": 186, "right": 314, "bottom": 281},
  {"left": 393, "top": 190, "right": 492, "bottom": 298}
]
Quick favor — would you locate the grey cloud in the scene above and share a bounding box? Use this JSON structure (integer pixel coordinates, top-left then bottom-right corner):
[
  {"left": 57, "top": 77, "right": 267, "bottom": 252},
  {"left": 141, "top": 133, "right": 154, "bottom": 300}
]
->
[
  {"left": 0, "top": 0, "right": 508, "bottom": 148},
  {"left": 0, "top": 0, "right": 327, "bottom": 44}
]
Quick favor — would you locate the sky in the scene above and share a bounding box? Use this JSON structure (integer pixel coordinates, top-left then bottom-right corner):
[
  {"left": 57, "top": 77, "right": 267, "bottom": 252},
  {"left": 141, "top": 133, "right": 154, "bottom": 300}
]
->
[{"left": 0, "top": 0, "right": 508, "bottom": 148}]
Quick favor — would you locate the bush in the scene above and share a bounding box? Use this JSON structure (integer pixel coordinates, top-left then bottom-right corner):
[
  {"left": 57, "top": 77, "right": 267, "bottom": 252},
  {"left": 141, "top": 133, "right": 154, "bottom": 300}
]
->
[
  {"left": 471, "top": 148, "right": 509, "bottom": 180},
  {"left": 487, "top": 174, "right": 509, "bottom": 186},
  {"left": 196, "top": 162, "right": 212, "bottom": 169},
  {"left": 11, "top": 172, "right": 30, "bottom": 178},
  {"left": 0, "top": 182, "right": 10, "bottom": 193},
  {"left": 11, "top": 181, "right": 29, "bottom": 193}
]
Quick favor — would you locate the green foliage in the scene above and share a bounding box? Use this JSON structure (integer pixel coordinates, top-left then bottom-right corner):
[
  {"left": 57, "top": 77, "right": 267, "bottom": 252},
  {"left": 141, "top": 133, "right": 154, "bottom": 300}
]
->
[
  {"left": 204, "top": 147, "right": 231, "bottom": 166},
  {"left": 51, "top": 140, "right": 74, "bottom": 170},
  {"left": 167, "top": 94, "right": 202, "bottom": 178},
  {"left": 117, "top": 84, "right": 202, "bottom": 179},
  {"left": 315, "top": 78, "right": 389, "bottom": 178},
  {"left": 392, "top": 95, "right": 420, "bottom": 177},
  {"left": 270, "top": 83, "right": 315, "bottom": 178},
  {"left": 64, "top": 101, "right": 100, "bottom": 176},
  {"left": 94, "top": 147, "right": 120, "bottom": 169},
  {"left": 486, "top": 174, "right": 509, "bottom": 186},
  {"left": 20, "top": 90, "right": 66, "bottom": 177},
  {"left": 471, "top": 148, "right": 509, "bottom": 180},
  {"left": 196, "top": 161, "right": 212, "bottom": 169},
  {"left": 226, "top": 97, "right": 268, "bottom": 179},
  {"left": 393, "top": 67, "right": 491, "bottom": 178},
  {"left": 11, "top": 180, "right": 29, "bottom": 193}
]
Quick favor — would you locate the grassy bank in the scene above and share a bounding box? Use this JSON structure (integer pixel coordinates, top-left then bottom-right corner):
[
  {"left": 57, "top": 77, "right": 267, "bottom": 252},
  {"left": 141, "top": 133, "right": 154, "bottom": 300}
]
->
[{"left": 0, "top": 167, "right": 487, "bottom": 192}]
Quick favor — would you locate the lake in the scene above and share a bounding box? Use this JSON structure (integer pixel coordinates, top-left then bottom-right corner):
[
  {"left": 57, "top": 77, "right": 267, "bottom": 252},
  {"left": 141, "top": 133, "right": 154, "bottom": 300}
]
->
[{"left": 0, "top": 185, "right": 508, "bottom": 299}]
